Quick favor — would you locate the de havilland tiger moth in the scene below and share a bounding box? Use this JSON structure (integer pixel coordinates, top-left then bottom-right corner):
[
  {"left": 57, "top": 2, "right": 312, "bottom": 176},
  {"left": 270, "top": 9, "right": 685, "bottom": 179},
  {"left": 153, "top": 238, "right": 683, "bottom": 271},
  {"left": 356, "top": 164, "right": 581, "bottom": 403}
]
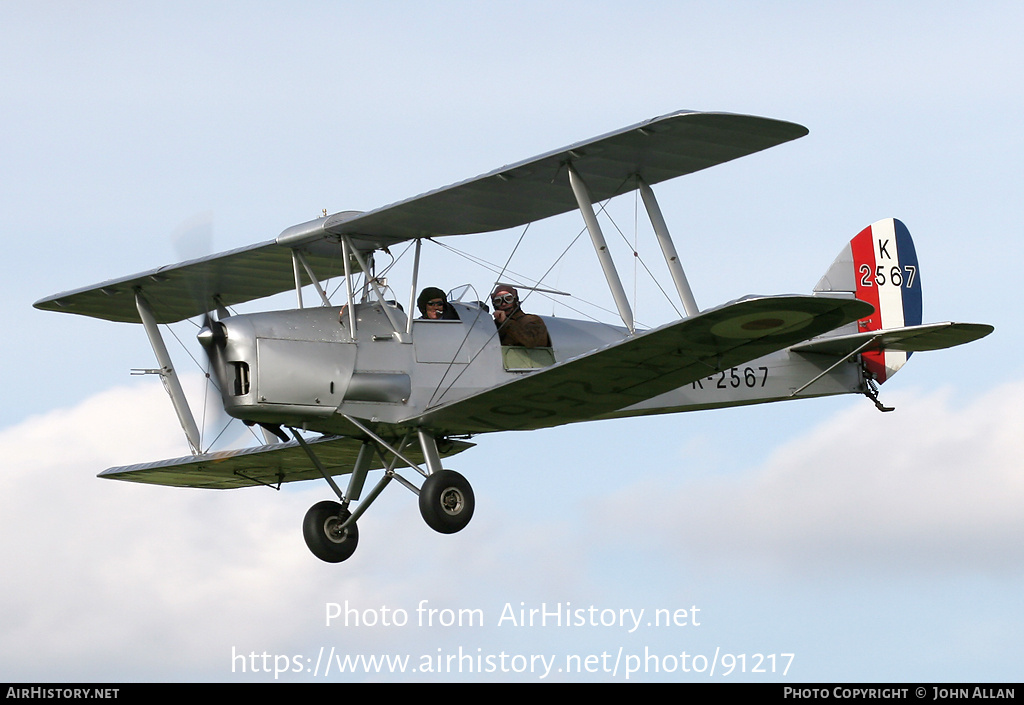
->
[{"left": 35, "top": 111, "right": 993, "bottom": 563}]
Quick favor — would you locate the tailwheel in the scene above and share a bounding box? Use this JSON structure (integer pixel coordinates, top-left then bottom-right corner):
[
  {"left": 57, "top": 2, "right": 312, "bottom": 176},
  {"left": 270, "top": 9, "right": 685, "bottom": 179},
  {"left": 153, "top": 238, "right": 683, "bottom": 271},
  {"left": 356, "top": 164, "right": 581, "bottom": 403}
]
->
[
  {"left": 419, "top": 470, "right": 475, "bottom": 534},
  {"left": 303, "top": 500, "right": 359, "bottom": 563}
]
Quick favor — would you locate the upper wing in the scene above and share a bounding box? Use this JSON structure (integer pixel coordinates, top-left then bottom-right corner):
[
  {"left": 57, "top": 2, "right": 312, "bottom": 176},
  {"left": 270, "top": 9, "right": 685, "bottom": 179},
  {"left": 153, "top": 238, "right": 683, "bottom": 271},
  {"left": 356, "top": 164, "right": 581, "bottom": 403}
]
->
[
  {"left": 33, "top": 238, "right": 347, "bottom": 325},
  {"left": 34, "top": 111, "right": 806, "bottom": 324},
  {"left": 409, "top": 295, "right": 873, "bottom": 435},
  {"left": 98, "top": 433, "right": 473, "bottom": 489},
  {"left": 314, "top": 111, "right": 807, "bottom": 240}
]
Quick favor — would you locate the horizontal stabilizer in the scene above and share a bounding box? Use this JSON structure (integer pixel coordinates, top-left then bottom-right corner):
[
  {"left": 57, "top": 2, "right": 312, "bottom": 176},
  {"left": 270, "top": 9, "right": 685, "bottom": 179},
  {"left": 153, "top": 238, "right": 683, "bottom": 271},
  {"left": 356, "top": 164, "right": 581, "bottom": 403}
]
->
[
  {"left": 410, "top": 295, "right": 872, "bottom": 434},
  {"left": 98, "top": 434, "right": 473, "bottom": 490},
  {"left": 791, "top": 322, "right": 994, "bottom": 357}
]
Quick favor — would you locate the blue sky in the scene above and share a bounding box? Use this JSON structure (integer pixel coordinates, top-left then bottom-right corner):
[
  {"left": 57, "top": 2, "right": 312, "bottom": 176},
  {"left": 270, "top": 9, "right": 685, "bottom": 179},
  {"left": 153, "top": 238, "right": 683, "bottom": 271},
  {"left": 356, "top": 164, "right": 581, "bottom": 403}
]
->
[{"left": 2, "top": 1, "right": 1021, "bottom": 682}]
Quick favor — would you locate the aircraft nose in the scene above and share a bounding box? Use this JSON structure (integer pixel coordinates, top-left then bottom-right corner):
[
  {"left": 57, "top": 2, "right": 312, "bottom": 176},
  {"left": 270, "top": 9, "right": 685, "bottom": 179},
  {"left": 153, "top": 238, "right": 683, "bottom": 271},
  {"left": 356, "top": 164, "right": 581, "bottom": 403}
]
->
[{"left": 197, "top": 320, "right": 227, "bottom": 349}]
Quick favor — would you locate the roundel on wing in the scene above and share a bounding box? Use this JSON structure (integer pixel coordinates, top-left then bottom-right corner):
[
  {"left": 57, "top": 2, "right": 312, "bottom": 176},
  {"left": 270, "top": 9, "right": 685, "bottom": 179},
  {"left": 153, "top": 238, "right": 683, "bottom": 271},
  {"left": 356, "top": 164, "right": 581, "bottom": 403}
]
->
[{"left": 710, "top": 309, "right": 816, "bottom": 339}]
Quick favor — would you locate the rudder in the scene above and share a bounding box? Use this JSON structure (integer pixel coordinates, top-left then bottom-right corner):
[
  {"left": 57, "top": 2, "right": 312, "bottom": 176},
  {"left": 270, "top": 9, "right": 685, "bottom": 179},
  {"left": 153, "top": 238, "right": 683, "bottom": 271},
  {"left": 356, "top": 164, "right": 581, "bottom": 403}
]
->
[{"left": 815, "top": 218, "right": 923, "bottom": 382}]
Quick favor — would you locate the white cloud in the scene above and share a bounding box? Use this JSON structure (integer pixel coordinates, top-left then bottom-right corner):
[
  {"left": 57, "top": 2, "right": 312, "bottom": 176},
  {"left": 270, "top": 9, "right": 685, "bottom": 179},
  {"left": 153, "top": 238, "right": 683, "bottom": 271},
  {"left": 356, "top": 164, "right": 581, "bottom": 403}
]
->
[
  {"left": 614, "top": 381, "right": 1024, "bottom": 577},
  {"left": 3, "top": 373, "right": 1020, "bottom": 681},
  {"left": 0, "top": 382, "right": 595, "bottom": 680},
  {"left": 0, "top": 383, "right": 404, "bottom": 678}
]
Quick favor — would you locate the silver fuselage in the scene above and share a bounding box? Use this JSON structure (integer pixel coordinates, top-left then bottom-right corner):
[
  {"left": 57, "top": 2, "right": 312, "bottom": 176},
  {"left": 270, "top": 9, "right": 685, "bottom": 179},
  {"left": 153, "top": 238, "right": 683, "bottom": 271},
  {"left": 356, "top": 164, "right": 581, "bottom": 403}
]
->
[{"left": 205, "top": 299, "right": 863, "bottom": 437}]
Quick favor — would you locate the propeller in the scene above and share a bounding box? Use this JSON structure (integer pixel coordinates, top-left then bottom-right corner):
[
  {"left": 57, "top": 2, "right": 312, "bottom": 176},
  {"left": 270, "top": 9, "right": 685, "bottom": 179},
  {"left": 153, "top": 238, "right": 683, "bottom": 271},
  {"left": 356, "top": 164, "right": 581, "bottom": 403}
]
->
[
  {"left": 196, "top": 313, "right": 226, "bottom": 350},
  {"left": 194, "top": 306, "right": 256, "bottom": 451},
  {"left": 172, "top": 210, "right": 214, "bottom": 262},
  {"left": 169, "top": 213, "right": 250, "bottom": 451}
]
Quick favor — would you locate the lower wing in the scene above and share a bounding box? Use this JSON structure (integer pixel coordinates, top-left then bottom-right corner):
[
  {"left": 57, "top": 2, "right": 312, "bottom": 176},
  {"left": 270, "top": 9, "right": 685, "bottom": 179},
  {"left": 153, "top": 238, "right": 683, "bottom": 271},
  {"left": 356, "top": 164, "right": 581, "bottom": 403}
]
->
[{"left": 98, "top": 434, "right": 474, "bottom": 489}]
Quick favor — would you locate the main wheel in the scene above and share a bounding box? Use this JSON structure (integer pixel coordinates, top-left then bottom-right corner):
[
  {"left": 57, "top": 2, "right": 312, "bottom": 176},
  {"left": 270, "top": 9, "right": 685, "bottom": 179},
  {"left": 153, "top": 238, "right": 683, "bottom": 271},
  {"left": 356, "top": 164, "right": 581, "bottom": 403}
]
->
[
  {"left": 419, "top": 470, "right": 474, "bottom": 534},
  {"left": 303, "top": 500, "right": 359, "bottom": 563}
]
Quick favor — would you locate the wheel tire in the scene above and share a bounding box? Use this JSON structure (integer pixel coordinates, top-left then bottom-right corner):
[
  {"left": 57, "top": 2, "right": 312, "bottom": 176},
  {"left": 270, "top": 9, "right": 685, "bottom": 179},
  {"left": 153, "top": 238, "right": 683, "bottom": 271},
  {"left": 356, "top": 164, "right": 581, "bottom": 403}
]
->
[
  {"left": 419, "top": 470, "right": 474, "bottom": 534},
  {"left": 302, "top": 500, "right": 359, "bottom": 563}
]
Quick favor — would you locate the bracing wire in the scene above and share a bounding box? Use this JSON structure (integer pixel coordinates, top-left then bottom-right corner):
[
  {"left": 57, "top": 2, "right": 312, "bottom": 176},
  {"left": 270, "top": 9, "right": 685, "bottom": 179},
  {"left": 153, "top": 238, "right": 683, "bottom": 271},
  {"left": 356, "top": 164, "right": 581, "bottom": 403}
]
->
[{"left": 424, "top": 178, "right": 656, "bottom": 408}]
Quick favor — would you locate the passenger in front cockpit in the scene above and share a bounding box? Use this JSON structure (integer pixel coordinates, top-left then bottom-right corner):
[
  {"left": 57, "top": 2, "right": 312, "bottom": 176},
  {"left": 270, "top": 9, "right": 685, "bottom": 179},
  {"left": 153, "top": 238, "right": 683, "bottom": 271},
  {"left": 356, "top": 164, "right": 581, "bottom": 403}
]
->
[{"left": 417, "top": 287, "right": 460, "bottom": 320}]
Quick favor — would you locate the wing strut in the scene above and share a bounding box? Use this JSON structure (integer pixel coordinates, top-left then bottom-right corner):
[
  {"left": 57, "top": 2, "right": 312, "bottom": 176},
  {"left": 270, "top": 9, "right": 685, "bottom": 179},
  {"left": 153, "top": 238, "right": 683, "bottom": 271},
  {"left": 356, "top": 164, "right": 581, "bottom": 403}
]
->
[
  {"left": 341, "top": 235, "right": 408, "bottom": 342},
  {"left": 341, "top": 237, "right": 357, "bottom": 338},
  {"left": 638, "top": 177, "right": 700, "bottom": 317},
  {"left": 291, "top": 250, "right": 332, "bottom": 308},
  {"left": 405, "top": 238, "right": 423, "bottom": 335},
  {"left": 135, "top": 292, "right": 202, "bottom": 454},
  {"left": 568, "top": 164, "right": 635, "bottom": 334}
]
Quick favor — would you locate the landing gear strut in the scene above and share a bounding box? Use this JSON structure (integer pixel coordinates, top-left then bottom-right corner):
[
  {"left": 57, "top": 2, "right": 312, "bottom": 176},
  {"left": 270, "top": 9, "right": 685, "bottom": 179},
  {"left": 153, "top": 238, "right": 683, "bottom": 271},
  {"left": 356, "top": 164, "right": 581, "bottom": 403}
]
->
[{"left": 292, "top": 423, "right": 475, "bottom": 563}]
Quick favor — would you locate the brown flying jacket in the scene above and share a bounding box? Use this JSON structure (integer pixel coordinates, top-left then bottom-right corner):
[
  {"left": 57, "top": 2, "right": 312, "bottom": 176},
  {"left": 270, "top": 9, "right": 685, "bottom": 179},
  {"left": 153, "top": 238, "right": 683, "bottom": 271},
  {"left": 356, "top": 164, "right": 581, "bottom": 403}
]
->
[{"left": 496, "top": 309, "right": 551, "bottom": 348}]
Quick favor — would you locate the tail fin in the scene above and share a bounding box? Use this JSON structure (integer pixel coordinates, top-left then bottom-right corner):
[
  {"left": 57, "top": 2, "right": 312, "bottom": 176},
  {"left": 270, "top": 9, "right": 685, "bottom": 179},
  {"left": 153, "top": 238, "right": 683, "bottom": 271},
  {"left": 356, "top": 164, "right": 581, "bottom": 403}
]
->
[
  {"left": 804, "top": 219, "right": 991, "bottom": 395},
  {"left": 815, "top": 218, "right": 922, "bottom": 383}
]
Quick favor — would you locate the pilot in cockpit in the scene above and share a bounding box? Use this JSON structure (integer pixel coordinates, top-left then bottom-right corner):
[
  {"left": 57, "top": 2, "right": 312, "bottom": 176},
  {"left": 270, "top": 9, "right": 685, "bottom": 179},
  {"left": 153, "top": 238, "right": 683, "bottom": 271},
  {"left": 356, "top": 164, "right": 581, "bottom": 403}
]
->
[
  {"left": 491, "top": 284, "right": 550, "bottom": 348},
  {"left": 417, "top": 287, "right": 460, "bottom": 320}
]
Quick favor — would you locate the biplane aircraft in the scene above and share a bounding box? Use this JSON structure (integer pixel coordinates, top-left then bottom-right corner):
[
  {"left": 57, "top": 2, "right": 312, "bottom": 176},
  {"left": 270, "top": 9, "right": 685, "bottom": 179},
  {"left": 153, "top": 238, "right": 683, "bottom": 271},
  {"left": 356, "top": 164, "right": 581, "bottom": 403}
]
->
[{"left": 35, "top": 111, "right": 993, "bottom": 563}]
